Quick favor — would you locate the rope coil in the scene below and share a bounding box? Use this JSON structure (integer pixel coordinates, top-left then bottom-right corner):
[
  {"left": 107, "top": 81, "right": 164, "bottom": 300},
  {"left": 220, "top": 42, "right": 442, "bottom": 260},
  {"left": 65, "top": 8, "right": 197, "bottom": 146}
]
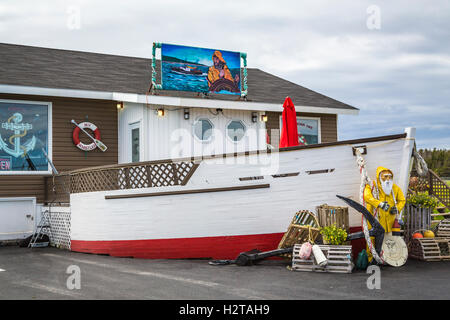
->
[{"left": 355, "top": 148, "right": 385, "bottom": 265}]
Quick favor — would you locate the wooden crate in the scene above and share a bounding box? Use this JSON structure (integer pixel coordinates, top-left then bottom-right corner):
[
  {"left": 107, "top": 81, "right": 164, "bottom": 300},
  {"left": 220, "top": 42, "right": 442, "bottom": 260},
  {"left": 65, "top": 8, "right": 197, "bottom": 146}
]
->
[
  {"left": 436, "top": 219, "right": 450, "bottom": 238},
  {"left": 291, "top": 244, "right": 354, "bottom": 274},
  {"left": 316, "top": 204, "right": 349, "bottom": 232},
  {"left": 404, "top": 204, "right": 432, "bottom": 242},
  {"left": 408, "top": 237, "right": 450, "bottom": 261},
  {"left": 278, "top": 210, "right": 320, "bottom": 259}
]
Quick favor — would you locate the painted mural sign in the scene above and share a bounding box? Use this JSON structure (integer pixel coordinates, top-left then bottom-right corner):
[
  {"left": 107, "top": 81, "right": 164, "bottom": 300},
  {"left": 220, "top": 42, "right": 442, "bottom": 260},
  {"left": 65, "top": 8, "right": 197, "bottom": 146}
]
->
[
  {"left": 0, "top": 101, "right": 49, "bottom": 172},
  {"left": 161, "top": 43, "right": 241, "bottom": 95},
  {"left": 0, "top": 156, "right": 11, "bottom": 171}
]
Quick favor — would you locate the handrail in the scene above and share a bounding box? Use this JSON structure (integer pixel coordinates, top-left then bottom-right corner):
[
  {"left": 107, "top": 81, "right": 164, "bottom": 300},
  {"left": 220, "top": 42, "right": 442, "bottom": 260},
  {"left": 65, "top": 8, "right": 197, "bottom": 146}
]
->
[
  {"left": 428, "top": 169, "right": 450, "bottom": 209},
  {"left": 409, "top": 168, "right": 450, "bottom": 210},
  {"left": 430, "top": 169, "right": 449, "bottom": 188},
  {"left": 44, "top": 132, "right": 409, "bottom": 203},
  {"left": 59, "top": 132, "right": 408, "bottom": 175}
]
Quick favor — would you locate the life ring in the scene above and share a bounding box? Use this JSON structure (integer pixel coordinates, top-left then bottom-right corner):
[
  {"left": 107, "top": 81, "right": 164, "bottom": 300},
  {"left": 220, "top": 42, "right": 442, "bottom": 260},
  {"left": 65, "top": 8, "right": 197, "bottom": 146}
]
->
[{"left": 72, "top": 122, "right": 101, "bottom": 151}]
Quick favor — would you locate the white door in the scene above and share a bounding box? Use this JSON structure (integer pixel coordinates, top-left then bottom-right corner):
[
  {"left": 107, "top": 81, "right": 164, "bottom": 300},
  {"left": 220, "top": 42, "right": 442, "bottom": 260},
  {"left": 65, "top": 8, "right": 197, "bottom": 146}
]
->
[
  {"left": 128, "top": 122, "right": 141, "bottom": 163},
  {"left": 0, "top": 197, "right": 36, "bottom": 240}
]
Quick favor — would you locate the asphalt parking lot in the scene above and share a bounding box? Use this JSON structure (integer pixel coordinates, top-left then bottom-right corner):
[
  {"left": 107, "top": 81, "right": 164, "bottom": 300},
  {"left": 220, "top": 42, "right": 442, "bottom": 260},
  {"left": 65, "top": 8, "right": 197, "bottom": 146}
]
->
[{"left": 1, "top": 246, "right": 449, "bottom": 300}]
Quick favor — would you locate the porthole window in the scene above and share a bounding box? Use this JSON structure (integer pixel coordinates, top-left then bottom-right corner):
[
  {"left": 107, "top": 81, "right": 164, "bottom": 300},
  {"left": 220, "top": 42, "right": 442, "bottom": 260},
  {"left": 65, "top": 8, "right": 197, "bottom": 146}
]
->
[
  {"left": 193, "top": 119, "right": 213, "bottom": 141},
  {"left": 227, "top": 120, "right": 246, "bottom": 142}
]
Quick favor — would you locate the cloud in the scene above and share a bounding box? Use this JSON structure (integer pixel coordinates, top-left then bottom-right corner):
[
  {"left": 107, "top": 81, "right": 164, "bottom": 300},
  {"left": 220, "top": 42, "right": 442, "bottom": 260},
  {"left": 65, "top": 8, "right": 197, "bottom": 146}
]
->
[{"left": 0, "top": 0, "right": 448, "bottom": 149}]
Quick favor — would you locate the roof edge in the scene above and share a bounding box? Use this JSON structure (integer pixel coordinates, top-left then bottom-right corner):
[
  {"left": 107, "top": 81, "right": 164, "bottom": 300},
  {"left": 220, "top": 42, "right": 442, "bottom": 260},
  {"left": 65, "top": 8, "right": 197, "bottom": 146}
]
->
[{"left": 0, "top": 84, "right": 360, "bottom": 115}]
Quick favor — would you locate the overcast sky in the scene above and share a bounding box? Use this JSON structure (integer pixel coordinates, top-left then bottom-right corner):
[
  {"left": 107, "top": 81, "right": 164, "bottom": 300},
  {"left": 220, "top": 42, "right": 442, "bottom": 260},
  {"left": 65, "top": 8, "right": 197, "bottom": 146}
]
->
[{"left": 0, "top": 0, "right": 448, "bottom": 149}]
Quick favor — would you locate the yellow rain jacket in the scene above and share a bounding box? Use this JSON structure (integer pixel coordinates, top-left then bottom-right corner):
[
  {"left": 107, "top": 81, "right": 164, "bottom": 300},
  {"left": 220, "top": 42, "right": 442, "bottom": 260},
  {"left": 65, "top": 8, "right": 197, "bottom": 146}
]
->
[
  {"left": 207, "top": 50, "right": 234, "bottom": 86},
  {"left": 364, "top": 166, "right": 406, "bottom": 261}
]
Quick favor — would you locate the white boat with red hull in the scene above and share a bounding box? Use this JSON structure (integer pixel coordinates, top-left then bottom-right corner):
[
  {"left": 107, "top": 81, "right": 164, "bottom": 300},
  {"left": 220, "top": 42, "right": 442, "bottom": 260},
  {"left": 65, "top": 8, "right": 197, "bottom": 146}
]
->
[{"left": 53, "top": 128, "right": 416, "bottom": 259}]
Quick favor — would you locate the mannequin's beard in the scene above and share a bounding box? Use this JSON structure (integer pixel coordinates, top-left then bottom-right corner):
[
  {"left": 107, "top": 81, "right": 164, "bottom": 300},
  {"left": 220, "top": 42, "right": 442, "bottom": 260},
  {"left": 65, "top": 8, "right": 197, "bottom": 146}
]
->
[{"left": 381, "top": 180, "right": 393, "bottom": 195}]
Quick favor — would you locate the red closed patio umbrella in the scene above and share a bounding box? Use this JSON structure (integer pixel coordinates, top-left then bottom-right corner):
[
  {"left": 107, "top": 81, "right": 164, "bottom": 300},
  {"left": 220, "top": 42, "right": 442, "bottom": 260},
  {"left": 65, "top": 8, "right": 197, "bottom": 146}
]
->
[{"left": 279, "top": 96, "right": 299, "bottom": 148}]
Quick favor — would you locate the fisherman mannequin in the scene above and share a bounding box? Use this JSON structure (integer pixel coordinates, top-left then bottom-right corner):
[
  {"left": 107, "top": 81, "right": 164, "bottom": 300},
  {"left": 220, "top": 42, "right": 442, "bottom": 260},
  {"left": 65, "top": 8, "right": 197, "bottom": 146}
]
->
[{"left": 363, "top": 166, "right": 406, "bottom": 263}]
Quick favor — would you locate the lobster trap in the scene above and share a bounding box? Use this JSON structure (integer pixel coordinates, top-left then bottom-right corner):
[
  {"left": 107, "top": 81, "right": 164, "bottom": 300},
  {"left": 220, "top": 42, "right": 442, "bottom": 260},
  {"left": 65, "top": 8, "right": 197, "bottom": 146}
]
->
[
  {"left": 436, "top": 219, "right": 450, "bottom": 237},
  {"left": 291, "top": 244, "right": 354, "bottom": 274},
  {"left": 404, "top": 204, "right": 432, "bottom": 242},
  {"left": 316, "top": 204, "right": 349, "bottom": 232},
  {"left": 278, "top": 210, "right": 320, "bottom": 259},
  {"left": 408, "top": 237, "right": 450, "bottom": 261}
]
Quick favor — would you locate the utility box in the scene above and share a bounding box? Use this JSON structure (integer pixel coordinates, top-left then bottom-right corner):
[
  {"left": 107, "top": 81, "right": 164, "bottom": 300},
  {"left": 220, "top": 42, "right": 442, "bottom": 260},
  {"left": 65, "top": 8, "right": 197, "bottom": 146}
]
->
[{"left": 0, "top": 197, "right": 36, "bottom": 241}]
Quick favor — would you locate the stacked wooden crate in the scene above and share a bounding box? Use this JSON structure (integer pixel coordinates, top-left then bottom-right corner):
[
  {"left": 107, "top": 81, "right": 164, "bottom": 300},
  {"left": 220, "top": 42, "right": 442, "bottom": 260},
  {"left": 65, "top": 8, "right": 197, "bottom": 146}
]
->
[
  {"left": 316, "top": 204, "right": 350, "bottom": 245},
  {"left": 436, "top": 219, "right": 450, "bottom": 237},
  {"left": 408, "top": 237, "right": 450, "bottom": 261},
  {"left": 404, "top": 204, "right": 431, "bottom": 241},
  {"left": 316, "top": 204, "right": 349, "bottom": 232},
  {"left": 291, "top": 244, "right": 354, "bottom": 274},
  {"left": 277, "top": 210, "right": 320, "bottom": 259}
]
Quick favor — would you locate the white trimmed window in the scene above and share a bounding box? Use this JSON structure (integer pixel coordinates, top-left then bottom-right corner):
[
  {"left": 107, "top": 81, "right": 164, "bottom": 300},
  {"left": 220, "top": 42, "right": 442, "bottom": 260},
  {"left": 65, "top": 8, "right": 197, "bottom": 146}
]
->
[
  {"left": 226, "top": 120, "right": 246, "bottom": 142},
  {"left": 279, "top": 116, "right": 321, "bottom": 145},
  {"left": 193, "top": 118, "right": 213, "bottom": 141}
]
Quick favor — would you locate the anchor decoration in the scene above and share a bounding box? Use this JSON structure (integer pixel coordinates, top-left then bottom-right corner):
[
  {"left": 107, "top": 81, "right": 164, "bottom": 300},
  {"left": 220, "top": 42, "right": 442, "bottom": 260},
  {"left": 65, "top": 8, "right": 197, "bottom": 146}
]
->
[{"left": 0, "top": 113, "right": 37, "bottom": 158}]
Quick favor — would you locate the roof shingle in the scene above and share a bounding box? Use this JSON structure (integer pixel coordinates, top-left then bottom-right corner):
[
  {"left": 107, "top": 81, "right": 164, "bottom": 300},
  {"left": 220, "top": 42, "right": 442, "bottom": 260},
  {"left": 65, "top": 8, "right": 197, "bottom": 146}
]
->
[{"left": 0, "top": 43, "right": 357, "bottom": 110}]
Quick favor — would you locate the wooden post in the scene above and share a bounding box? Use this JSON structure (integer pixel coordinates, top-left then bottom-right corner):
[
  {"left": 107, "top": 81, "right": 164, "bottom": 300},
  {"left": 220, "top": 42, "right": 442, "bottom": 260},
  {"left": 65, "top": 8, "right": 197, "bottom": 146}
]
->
[
  {"left": 125, "top": 167, "right": 130, "bottom": 189},
  {"left": 172, "top": 163, "right": 179, "bottom": 185},
  {"left": 429, "top": 171, "right": 433, "bottom": 196},
  {"left": 145, "top": 165, "right": 153, "bottom": 188}
]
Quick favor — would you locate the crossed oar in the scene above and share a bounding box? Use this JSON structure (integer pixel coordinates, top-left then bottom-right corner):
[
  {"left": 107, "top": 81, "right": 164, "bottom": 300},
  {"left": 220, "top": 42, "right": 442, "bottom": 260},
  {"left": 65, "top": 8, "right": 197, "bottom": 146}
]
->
[{"left": 71, "top": 120, "right": 108, "bottom": 152}]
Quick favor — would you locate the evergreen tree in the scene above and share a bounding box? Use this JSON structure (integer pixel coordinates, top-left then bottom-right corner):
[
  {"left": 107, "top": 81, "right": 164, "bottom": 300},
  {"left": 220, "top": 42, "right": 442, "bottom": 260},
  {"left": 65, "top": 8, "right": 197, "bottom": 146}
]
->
[{"left": 418, "top": 149, "right": 450, "bottom": 177}]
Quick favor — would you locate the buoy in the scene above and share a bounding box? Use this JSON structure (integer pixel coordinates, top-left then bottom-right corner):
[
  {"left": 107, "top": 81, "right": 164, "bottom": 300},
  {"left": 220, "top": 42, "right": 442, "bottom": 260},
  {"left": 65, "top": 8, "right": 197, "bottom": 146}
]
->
[
  {"left": 312, "top": 245, "right": 328, "bottom": 266},
  {"left": 392, "top": 218, "right": 402, "bottom": 236},
  {"left": 423, "top": 230, "right": 435, "bottom": 238},
  {"left": 412, "top": 232, "right": 423, "bottom": 239}
]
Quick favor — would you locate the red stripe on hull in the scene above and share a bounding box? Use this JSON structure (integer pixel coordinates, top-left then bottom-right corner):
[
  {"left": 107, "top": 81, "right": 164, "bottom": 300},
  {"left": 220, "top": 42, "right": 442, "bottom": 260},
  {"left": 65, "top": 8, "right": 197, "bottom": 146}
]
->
[{"left": 70, "top": 233, "right": 285, "bottom": 259}]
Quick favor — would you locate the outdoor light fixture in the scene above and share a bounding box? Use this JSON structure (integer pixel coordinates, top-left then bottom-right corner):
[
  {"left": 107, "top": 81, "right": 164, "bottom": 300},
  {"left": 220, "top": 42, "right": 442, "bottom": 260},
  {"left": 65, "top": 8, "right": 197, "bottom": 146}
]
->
[
  {"left": 252, "top": 112, "right": 257, "bottom": 123},
  {"left": 261, "top": 114, "right": 268, "bottom": 122},
  {"left": 157, "top": 109, "right": 165, "bottom": 117},
  {"left": 184, "top": 108, "right": 190, "bottom": 120},
  {"left": 116, "top": 102, "right": 123, "bottom": 110}
]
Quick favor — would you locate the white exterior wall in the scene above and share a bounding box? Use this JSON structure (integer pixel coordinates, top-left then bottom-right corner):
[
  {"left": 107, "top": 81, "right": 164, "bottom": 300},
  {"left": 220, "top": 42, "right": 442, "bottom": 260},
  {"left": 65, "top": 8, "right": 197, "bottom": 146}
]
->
[{"left": 118, "top": 102, "right": 267, "bottom": 163}]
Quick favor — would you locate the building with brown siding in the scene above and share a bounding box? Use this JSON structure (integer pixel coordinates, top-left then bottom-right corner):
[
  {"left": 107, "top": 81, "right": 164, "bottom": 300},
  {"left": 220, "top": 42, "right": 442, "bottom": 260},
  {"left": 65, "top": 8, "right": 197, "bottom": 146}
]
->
[{"left": 0, "top": 43, "right": 358, "bottom": 203}]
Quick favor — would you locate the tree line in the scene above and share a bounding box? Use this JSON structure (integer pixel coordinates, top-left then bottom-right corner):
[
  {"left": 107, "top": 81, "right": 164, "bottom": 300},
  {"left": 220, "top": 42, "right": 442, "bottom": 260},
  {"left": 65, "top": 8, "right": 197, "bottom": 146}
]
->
[{"left": 418, "top": 149, "right": 450, "bottom": 177}]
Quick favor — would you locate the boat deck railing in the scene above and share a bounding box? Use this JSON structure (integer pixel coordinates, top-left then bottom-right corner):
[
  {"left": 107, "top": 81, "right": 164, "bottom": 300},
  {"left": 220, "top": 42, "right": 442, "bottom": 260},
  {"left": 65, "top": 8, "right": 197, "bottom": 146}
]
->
[
  {"left": 44, "top": 160, "right": 200, "bottom": 204},
  {"left": 43, "top": 132, "right": 411, "bottom": 205}
]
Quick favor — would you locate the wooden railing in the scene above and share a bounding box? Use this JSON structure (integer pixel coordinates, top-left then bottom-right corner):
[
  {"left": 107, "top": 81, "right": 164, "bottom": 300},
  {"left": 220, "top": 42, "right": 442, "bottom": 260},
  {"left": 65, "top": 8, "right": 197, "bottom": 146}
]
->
[
  {"left": 45, "top": 173, "right": 71, "bottom": 204},
  {"left": 428, "top": 170, "right": 450, "bottom": 209},
  {"left": 44, "top": 160, "right": 200, "bottom": 204},
  {"left": 409, "top": 169, "right": 450, "bottom": 210}
]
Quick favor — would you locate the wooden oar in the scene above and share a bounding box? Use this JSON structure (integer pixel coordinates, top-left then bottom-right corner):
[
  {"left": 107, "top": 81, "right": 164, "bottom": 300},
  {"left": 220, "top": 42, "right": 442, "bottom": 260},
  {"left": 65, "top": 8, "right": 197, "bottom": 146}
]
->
[{"left": 71, "top": 120, "right": 108, "bottom": 152}]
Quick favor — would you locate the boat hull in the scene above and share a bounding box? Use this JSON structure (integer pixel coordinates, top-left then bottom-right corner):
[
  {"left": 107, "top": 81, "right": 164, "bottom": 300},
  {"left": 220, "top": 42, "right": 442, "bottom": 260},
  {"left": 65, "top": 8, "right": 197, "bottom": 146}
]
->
[
  {"left": 69, "top": 131, "right": 415, "bottom": 259},
  {"left": 71, "top": 232, "right": 284, "bottom": 259}
]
